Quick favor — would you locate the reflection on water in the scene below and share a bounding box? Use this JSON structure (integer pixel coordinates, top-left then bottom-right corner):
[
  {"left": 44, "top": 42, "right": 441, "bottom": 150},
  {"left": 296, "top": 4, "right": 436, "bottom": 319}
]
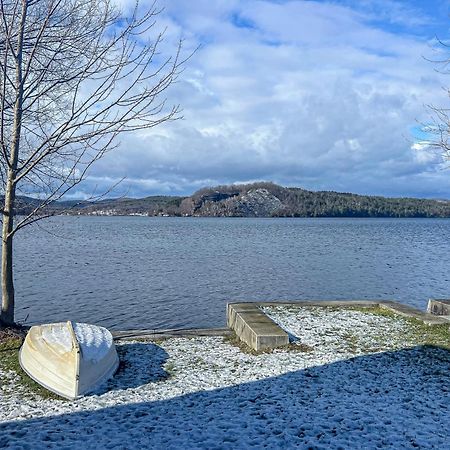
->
[{"left": 13, "top": 216, "right": 450, "bottom": 330}]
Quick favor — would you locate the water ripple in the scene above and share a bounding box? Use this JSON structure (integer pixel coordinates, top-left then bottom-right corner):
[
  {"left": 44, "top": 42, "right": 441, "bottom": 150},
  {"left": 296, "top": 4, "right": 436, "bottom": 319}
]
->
[{"left": 11, "top": 216, "right": 450, "bottom": 329}]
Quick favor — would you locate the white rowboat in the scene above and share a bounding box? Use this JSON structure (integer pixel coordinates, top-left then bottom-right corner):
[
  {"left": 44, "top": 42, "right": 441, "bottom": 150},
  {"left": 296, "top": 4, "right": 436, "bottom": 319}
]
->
[{"left": 19, "top": 321, "right": 119, "bottom": 400}]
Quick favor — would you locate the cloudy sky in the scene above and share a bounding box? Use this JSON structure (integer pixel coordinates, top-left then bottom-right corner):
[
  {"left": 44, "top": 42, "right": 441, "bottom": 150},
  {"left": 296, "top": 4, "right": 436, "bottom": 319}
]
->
[{"left": 82, "top": 0, "right": 450, "bottom": 199}]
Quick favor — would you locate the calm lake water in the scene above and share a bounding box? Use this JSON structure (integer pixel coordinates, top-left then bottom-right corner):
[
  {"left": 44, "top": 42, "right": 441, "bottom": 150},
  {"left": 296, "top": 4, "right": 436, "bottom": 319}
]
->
[{"left": 12, "top": 216, "right": 450, "bottom": 330}]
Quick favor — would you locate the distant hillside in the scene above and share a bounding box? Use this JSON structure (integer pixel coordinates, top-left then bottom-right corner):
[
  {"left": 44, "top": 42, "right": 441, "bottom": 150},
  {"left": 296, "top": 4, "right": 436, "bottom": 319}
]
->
[
  {"left": 8, "top": 182, "right": 450, "bottom": 218},
  {"left": 178, "top": 182, "right": 450, "bottom": 218},
  {"left": 68, "top": 196, "right": 185, "bottom": 216}
]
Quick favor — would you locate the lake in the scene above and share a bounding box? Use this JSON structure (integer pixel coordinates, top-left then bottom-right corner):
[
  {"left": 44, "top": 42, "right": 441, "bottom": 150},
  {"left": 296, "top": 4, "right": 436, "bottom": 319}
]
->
[{"left": 13, "top": 216, "right": 450, "bottom": 330}]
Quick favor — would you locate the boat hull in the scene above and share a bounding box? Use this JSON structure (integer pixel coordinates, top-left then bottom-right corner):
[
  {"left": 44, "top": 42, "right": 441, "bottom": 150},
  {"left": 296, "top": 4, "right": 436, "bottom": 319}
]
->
[{"left": 19, "top": 322, "right": 119, "bottom": 400}]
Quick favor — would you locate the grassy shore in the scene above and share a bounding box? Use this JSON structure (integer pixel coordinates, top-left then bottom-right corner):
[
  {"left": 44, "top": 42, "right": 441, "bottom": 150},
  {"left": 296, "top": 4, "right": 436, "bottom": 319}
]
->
[{"left": 1, "top": 306, "right": 450, "bottom": 396}]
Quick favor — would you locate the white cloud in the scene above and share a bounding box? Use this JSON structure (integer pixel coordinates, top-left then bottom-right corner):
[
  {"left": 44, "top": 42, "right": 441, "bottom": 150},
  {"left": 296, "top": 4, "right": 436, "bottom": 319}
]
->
[{"left": 82, "top": 0, "right": 450, "bottom": 199}]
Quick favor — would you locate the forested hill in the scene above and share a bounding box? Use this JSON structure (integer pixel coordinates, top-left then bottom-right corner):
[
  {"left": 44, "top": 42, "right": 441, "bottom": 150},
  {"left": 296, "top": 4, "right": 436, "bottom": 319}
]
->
[
  {"left": 178, "top": 182, "right": 450, "bottom": 218},
  {"left": 11, "top": 182, "right": 450, "bottom": 218}
]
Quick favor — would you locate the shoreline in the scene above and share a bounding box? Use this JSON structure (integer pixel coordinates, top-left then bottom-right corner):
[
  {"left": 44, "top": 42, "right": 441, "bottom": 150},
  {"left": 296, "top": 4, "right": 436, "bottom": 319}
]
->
[
  {"left": 113, "top": 299, "right": 450, "bottom": 342},
  {"left": 1, "top": 303, "right": 450, "bottom": 448},
  {"left": 2, "top": 304, "right": 450, "bottom": 448}
]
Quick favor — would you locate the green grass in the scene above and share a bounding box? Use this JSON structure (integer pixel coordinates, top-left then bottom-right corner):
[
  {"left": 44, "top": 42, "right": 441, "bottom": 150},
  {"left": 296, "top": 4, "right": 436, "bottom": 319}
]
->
[
  {"left": 351, "top": 306, "right": 450, "bottom": 350},
  {"left": 0, "top": 334, "right": 62, "bottom": 400},
  {"left": 0, "top": 335, "right": 23, "bottom": 352},
  {"left": 280, "top": 304, "right": 450, "bottom": 349}
]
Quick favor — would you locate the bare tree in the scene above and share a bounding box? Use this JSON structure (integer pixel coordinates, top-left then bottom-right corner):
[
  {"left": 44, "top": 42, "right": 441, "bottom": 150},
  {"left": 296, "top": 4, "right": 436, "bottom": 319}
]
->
[
  {"left": 421, "top": 39, "right": 450, "bottom": 163},
  {"left": 0, "top": 0, "right": 186, "bottom": 326},
  {"left": 425, "top": 105, "right": 450, "bottom": 162}
]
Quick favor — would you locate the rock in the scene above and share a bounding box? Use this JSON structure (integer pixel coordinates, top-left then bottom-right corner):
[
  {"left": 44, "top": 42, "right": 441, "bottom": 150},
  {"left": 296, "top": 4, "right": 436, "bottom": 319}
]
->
[
  {"left": 191, "top": 188, "right": 283, "bottom": 217},
  {"left": 234, "top": 189, "right": 283, "bottom": 217}
]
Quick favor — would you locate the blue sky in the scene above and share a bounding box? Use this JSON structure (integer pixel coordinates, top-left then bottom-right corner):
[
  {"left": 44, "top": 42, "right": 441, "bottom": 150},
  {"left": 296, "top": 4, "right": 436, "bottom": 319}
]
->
[{"left": 82, "top": 0, "right": 450, "bottom": 199}]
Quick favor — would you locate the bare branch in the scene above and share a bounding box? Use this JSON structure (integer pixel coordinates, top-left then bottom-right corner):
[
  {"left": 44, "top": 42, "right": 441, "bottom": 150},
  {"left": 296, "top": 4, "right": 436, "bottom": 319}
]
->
[{"left": 0, "top": 0, "right": 190, "bottom": 325}]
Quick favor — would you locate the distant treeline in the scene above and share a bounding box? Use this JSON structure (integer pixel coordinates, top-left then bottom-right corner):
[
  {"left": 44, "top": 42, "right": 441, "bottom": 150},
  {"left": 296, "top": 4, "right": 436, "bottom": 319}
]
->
[
  {"left": 185, "top": 182, "right": 450, "bottom": 218},
  {"left": 6, "top": 182, "right": 450, "bottom": 218},
  {"left": 270, "top": 186, "right": 450, "bottom": 218}
]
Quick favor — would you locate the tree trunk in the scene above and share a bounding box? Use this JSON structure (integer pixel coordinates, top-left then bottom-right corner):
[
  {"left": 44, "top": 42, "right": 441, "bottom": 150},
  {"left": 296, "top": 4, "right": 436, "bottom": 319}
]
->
[
  {"left": 1, "top": 189, "right": 15, "bottom": 326},
  {"left": 0, "top": 0, "right": 27, "bottom": 327}
]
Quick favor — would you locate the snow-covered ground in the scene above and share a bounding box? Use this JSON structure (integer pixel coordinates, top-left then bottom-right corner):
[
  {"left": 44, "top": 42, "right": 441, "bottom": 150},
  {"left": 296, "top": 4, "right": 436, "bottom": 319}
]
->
[{"left": 1, "top": 306, "right": 450, "bottom": 449}]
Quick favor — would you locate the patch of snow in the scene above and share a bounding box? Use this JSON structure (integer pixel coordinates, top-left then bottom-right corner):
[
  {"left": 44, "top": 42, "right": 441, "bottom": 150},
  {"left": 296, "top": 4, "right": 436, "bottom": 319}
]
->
[
  {"left": 37, "top": 322, "right": 114, "bottom": 363},
  {"left": 1, "top": 307, "right": 450, "bottom": 448},
  {"left": 74, "top": 323, "right": 114, "bottom": 363},
  {"left": 40, "top": 322, "right": 73, "bottom": 353},
  {"left": 261, "top": 305, "right": 417, "bottom": 354}
]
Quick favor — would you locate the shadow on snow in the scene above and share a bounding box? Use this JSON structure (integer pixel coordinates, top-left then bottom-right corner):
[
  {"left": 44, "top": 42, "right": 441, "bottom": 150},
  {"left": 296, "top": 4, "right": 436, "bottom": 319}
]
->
[
  {"left": 1, "top": 345, "right": 450, "bottom": 449},
  {"left": 101, "top": 342, "right": 170, "bottom": 393}
]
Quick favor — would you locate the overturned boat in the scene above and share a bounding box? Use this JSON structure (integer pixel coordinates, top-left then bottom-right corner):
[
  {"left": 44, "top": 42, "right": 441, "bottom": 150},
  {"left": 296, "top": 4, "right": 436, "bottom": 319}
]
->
[{"left": 19, "top": 321, "right": 119, "bottom": 400}]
